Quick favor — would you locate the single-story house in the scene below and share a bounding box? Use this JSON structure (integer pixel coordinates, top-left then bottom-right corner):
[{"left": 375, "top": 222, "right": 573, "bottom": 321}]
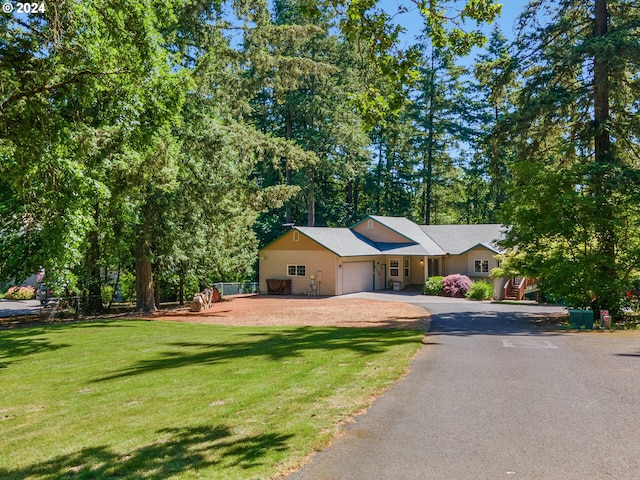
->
[{"left": 259, "top": 215, "right": 509, "bottom": 297}]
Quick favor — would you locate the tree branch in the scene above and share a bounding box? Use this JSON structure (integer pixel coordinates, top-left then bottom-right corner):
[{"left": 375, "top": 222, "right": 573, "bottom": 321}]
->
[{"left": 1, "top": 69, "right": 128, "bottom": 111}]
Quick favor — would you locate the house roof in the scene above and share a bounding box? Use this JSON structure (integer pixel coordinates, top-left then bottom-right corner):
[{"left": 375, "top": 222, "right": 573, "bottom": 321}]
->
[
  {"left": 374, "top": 243, "right": 432, "bottom": 255},
  {"left": 365, "top": 216, "right": 446, "bottom": 256},
  {"left": 420, "top": 224, "right": 505, "bottom": 255},
  {"left": 294, "top": 227, "right": 380, "bottom": 257},
  {"left": 266, "top": 218, "right": 505, "bottom": 258}
]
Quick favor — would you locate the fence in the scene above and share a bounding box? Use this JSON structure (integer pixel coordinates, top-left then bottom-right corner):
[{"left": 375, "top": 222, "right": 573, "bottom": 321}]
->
[{"left": 213, "top": 282, "right": 259, "bottom": 296}]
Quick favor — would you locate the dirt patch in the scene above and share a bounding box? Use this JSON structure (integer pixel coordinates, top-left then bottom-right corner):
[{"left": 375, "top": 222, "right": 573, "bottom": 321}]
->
[{"left": 141, "top": 294, "right": 429, "bottom": 330}]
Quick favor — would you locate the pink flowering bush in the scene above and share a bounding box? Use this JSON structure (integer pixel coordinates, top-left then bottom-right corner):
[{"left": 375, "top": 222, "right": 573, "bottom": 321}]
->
[{"left": 441, "top": 274, "right": 472, "bottom": 298}]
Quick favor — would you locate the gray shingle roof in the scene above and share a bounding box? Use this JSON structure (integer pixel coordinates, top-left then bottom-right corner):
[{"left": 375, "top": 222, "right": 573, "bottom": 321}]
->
[
  {"left": 367, "top": 216, "right": 446, "bottom": 255},
  {"left": 289, "top": 220, "right": 505, "bottom": 258},
  {"left": 420, "top": 224, "right": 505, "bottom": 255},
  {"left": 295, "top": 227, "right": 380, "bottom": 257}
]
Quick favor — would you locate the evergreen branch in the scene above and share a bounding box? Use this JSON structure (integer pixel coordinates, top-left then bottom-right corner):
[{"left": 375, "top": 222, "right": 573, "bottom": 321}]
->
[{"left": 1, "top": 69, "right": 129, "bottom": 111}]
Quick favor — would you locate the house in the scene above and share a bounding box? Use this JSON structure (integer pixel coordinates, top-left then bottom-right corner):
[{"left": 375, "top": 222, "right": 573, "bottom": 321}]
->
[{"left": 259, "top": 215, "right": 509, "bottom": 297}]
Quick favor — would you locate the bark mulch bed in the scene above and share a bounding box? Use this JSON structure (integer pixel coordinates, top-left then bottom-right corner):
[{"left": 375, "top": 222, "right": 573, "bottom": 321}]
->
[{"left": 142, "top": 294, "right": 430, "bottom": 330}]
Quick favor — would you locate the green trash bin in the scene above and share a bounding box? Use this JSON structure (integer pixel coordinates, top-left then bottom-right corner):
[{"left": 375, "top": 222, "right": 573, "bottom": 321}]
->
[{"left": 569, "top": 309, "right": 594, "bottom": 329}]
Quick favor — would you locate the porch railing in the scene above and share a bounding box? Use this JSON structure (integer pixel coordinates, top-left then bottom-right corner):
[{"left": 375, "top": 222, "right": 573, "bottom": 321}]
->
[{"left": 503, "top": 277, "right": 539, "bottom": 301}]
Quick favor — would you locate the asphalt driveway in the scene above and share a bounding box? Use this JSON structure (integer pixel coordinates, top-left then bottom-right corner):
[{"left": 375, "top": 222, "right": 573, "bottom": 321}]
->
[
  {"left": 0, "top": 299, "right": 41, "bottom": 317},
  {"left": 290, "top": 292, "right": 640, "bottom": 479}
]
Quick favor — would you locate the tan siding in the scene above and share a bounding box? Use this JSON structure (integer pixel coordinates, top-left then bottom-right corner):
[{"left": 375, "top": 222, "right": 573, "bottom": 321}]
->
[
  {"left": 259, "top": 249, "right": 337, "bottom": 295},
  {"left": 467, "top": 247, "right": 497, "bottom": 278},
  {"left": 263, "top": 230, "right": 326, "bottom": 252},
  {"left": 352, "top": 221, "right": 409, "bottom": 243},
  {"left": 409, "top": 256, "right": 426, "bottom": 285},
  {"left": 444, "top": 254, "right": 468, "bottom": 276}
]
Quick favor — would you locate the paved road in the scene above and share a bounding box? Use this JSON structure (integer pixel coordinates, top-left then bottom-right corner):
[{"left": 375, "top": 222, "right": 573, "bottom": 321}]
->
[
  {"left": 0, "top": 299, "right": 41, "bottom": 317},
  {"left": 291, "top": 292, "right": 640, "bottom": 479}
]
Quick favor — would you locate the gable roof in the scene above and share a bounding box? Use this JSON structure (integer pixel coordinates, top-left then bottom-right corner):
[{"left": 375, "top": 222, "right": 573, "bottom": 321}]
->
[
  {"left": 294, "top": 227, "right": 380, "bottom": 257},
  {"left": 362, "top": 216, "right": 446, "bottom": 256},
  {"left": 420, "top": 224, "right": 505, "bottom": 255},
  {"left": 262, "top": 218, "right": 505, "bottom": 258}
]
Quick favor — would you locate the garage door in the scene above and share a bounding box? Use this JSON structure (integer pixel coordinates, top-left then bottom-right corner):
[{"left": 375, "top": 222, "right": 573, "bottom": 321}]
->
[{"left": 342, "top": 261, "right": 374, "bottom": 294}]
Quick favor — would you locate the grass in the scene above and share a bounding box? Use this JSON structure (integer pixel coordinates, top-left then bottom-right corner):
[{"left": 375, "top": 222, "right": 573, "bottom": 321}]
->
[{"left": 0, "top": 320, "right": 422, "bottom": 479}]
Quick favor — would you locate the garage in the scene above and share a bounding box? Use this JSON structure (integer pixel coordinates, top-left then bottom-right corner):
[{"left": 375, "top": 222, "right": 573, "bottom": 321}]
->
[{"left": 342, "top": 261, "right": 374, "bottom": 294}]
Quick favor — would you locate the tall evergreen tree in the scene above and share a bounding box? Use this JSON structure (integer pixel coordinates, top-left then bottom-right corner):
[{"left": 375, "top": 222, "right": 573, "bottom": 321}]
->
[
  {"left": 472, "top": 25, "right": 518, "bottom": 221},
  {"left": 502, "top": 0, "right": 640, "bottom": 315}
]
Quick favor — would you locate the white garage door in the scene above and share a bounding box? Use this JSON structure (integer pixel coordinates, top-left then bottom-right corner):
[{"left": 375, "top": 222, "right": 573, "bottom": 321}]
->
[{"left": 342, "top": 261, "right": 374, "bottom": 294}]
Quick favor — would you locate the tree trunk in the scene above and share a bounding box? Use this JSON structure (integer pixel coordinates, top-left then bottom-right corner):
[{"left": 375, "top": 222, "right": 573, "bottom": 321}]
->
[
  {"left": 135, "top": 235, "right": 156, "bottom": 312},
  {"left": 592, "top": 0, "right": 617, "bottom": 314},
  {"left": 285, "top": 110, "right": 293, "bottom": 224},
  {"left": 85, "top": 206, "right": 104, "bottom": 314},
  {"left": 346, "top": 178, "right": 353, "bottom": 218},
  {"left": 307, "top": 167, "right": 315, "bottom": 226},
  {"left": 178, "top": 262, "right": 185, "bottom": 306},
  {"left": 376, "top": 133, "right": 383, "bottom": 213},
  {"left": 424, "top": 51, "right": 436, "bottom": 226},
  {"left": 154, "top": 267, "right": 161, "bottom": 309}
]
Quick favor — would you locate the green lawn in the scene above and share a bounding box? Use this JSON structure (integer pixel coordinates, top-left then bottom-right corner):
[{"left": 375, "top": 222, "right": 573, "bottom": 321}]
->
[{"left": 0, "top": 320, "right": 422, "bottom": 479}]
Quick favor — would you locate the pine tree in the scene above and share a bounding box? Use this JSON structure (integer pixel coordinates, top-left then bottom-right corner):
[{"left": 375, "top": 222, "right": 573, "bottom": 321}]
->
[{"left": 502, "top": 0, "right": 640, "bottom": 315}]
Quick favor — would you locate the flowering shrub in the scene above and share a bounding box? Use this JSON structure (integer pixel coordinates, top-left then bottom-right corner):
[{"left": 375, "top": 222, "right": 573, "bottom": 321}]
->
[
  {"left": 423, "top": 276, "right": 444, "bottom": 296},
  {"left": 4, "top": 286, "right": 36, "bottom": 300},
  {"left": 441, "top": 274, "right": 472, "bottom": 298},
  {"left": 466, "top": 280, "right": 493, "bottom": 300}
]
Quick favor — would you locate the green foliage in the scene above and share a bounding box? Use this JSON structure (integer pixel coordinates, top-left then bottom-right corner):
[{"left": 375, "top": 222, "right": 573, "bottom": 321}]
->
[
  {"left": 119, "top": 272, "right": 136, "bottom": 303},
  {"left": 0, "top": 321, "right": 422, "bottom": 479},
  {"left": 423, "top": 276, "right": 444, "bottom": 296},
  {"left": 499, "top": 0, "right": 640, "bottom": 316},
  {"left": 4, "top": 286, "right": 35, "bottom": 300},
  {"left": 101, "top": 286, "right": 114, "bottom": 307},
  {"left": 0, "top": 0, "right": 507, "bottom": 309},
  {"left": 466, "top": 281, "right": 493, "bottom": 300}
]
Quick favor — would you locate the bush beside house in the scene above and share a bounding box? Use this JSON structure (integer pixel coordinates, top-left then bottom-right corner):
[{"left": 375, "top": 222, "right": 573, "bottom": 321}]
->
[
  {"left": 423, "top": 276, "right": 444, "bottom": 296},
  {"left": 441, "top": 274, "right": 472, "bottom": 298},
  {"left": 466, "top": 281, "right": 493, "bottom": 300}
]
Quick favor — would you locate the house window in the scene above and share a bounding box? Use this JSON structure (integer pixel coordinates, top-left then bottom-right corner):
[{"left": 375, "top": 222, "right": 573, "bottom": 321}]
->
[
  {"left": 293, "top": 231, "right": 299, "bottom": 241},
  {"left": 389, "top": 259, "right": 399, "bottom": 277},
  {"left": 404, "top": 259, "right": 410, "bottom": 277},
  {"left": 367, "top": 219, "right": 374, "bottom": 230},
  {"left": 287, "top": 265, "right": 306, "bottom": 276},
  {"left": 474, "top": 260, "right": 489, "bottom": 273}
]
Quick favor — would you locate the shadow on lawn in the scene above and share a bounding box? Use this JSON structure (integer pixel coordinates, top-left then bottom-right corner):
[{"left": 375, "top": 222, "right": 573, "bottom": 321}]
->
[
  {"left": 93, "top": 327, "right": 420, "bottom": 383},
  {"left": 0, "top": 424, "right": 293, "bottom": 480},
  {"left": 0, "top": 322, "right": 132, "bottom": 369},
  {"left": 0, "top": 328, "right": 71, "bottom": 369}
]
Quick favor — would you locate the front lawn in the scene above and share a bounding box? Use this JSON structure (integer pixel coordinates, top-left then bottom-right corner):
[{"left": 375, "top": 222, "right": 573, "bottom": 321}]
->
[{"left": 0, "top": 320, "right": 422, "bottom": 479}]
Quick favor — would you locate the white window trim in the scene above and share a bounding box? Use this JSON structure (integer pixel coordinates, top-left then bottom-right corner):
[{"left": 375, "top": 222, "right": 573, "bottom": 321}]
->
[
  {"left": 367, "top": 219, "right": 374, "bottom": 229},
  {"left": 293, "top": 231, "right": 300, "bottom": 241},
  {"left": 404, "top": 258, "right": 410, "bottom": 277},
  {"left": 474, "top": 259, "right": 490, "bottom": 274},
  {"left": 389, "top": 258, "right": 400, "bottom": 278},
  {"left": 287, "top": 264, "right": 306, "bottom": 277}
]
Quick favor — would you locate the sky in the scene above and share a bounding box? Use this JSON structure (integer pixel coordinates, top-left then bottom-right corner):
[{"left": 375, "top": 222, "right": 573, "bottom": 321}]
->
[{"left": 387, "top": 1, "right": 530, "bottom": 58}]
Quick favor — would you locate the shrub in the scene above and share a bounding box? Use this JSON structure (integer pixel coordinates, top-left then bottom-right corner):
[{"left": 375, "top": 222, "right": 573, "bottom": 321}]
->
[
  {"left": 101, "top": 285, "right": 114, "bottom": 307},
  {"left": 423, "top": 276, "right": 444, "bottom": 296},
  {"left": 4, "top": 286, "right": 36, "bottom": 300},
  {"left": 119, "top": 272, "right": 136, "bottom": 303},
  {"left": 466, "top": 281, "right": 494, "bottom": 300},
  {"left": 441, "top": 274, "right": 472, "bottom": 298}
]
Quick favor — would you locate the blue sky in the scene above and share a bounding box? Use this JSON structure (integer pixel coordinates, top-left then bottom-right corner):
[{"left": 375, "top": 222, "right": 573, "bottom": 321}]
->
[{"left": 387, "top": 1, "right": 529, "bottom": 55}]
